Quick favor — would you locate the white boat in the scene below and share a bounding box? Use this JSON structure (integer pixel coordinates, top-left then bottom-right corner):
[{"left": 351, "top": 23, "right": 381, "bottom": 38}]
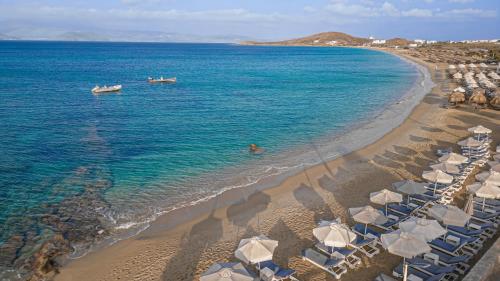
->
[
  {"left": 91, "top": 85, "right": 122, "bottom": 94},
  {"left": 148, "top": 76, "right": 176, "bottom": 84}
]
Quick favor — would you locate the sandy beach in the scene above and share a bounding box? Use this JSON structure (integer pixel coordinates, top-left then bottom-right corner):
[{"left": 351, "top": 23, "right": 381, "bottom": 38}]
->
[{"left": 54, "top": 49, "right": 500, "bottom": 281}]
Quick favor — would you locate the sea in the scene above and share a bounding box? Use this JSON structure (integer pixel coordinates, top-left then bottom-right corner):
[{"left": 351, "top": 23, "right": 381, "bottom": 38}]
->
[{"left": 0, "top": 41, "right": 424, "bottom": 279}]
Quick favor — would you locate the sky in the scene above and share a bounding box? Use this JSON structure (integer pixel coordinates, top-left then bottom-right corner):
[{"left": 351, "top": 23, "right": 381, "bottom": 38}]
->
[{"left": 0, "top": 0, "right": 498, "bottom": 41}]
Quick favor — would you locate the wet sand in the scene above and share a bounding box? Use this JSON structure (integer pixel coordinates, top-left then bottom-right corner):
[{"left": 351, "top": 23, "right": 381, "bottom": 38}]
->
[{"left": 55, "top": 49, "right": 500, "bottom": 281}]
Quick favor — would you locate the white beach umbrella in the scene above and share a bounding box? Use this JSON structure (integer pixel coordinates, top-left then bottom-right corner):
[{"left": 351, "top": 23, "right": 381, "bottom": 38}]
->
[
  {"left": 235, "top": 235, "right": 278, "bottom": 264},
  {"left": 200, "top": 262, "right": 254, "bottom": 281},
  {"left": 399, "top": 217, "right": 446, "bottom": 242},
  {"left": 381, "top": 230, "right": 431, "bottom": 281},
  {"left": 453, "top": 86, "right": 466, "bottom": 93},
  {"left": 422, "top": 170, "right": 453, "bottom": 195},
  {"left": 457, "top": 137, "right": 483, "bottom": 148},
  {"left": 428, "top": 204, "right": 471, "bottom": 227},
  {"left": 313, "top": 220, "right": 357, "bottom": 247},
  {"left": 453, "top": 72, "right": 462, "bottom": 80},
  {"left": 467, "top": 182, "right": 500, "bottom": 211},
  {"left": 438, "top": 153, "right": 468, "bottom": 165},
  {"left": 475, "top": 171, "right": 500, "bottom": 186},
  {"left": 349, "top": 205, "right": 388, "bottom": 234},
  {"left": 392, "top": 180, "right": 428, "bottom": 203},
  {"left": 370, "top": 189, "right": 403, "bottom": 214},
  {"left": 468, "top": 125, "right": 492, "bottom": 135},
  {"left": 468, "top": 63, "right": 477, "bottom": 69},
  {"left": 430, "top": 163, "right": 460, "bottom": 175},
  {"left": 487, "top": 161, "right": 500, "bottom": 172}
]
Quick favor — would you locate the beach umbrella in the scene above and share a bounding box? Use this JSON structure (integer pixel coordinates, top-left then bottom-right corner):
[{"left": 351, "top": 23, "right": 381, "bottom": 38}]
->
[
  {"left": 488, "top": 161, "right": 500, "bottom": 172},
  {"left": 235, "top": 235, "right": 278, "bottom": 264},
  {"left": 475, "top": 171, "right": 500, "bottom": 186},
  {"left": 370, "top": 189, "right": 403, "bottom": 214},
  {"left": 469, "top": 92, "right": 487, "bottom": 105},
  {"left": 430, "top": 163, "right": 460, "bottom": 175},
  {"left": 490, "top": 95, "right": 500, "bottom": 110},
  {"left": 468, "top": 63, "right": 477, "bottom": 69},
  {"left": 438, "top": 153, "right": 468, "bottom": 165},
  {"left": 468, "top": 125, "right": 492, "bottom": 135},
  {"left": 399, "top": 217, "right": 446, "bottom": 242},
  {"left": 452, "top": 72, "right": 462, "bottom": 80},
  {"left": 381, "top": 230, "right": 431, "bottom": 281},
  {"left": 313, "top": 220, "right": 357, "bottom": 247},
  {"left": 428, "top": 204, "right": 471, "bottom": 227},
  {"left": 448, "top": 92, "right": 465, "bottom": 104},
  {"left": 349, "top": 205, "right": 388, "bottom": 234},
  {"left": 463, "top": 194, "right": 475, "bottom": 216},
  {"left": 467, "top": 182, "right": 500, "bottom": 211},
  {"left": 392, "top": 180, "right": 428, "bottom": 203},
  {"left": 458, "top": 137, "right": 483, "bottom": 148},
  {"left": 453, "top": 86, "right": 466, "bottom": 93},
  {"left": 422, "top": 170, "right": 453, "bottom": 195},
  {"left": 200, "top": 262, "right": 254, "bottom": 281}
]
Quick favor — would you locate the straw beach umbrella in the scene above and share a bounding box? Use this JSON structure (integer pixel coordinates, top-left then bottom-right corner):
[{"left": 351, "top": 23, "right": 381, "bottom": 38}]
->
[
  {"left": 422, "top": 170, "right": 453, "bottom": 195},
  {"left": 399, "top": 217, "right": 446, "bottom": 242},
  {"left": 468, "top": 125, "right": 492, "bottom": 135},
  {"left": 235, "top": 235, "right": 278, "bottom": 264},
  {"left": 381, "top": 230, "right": 431, "bottom": 281},
  {"left": 467, "top": 182, "right": 500, "bottom": 211},
  {"left": 458, "top": 137, "right": 482, "bottom": 147},
  {"left": 438, "top": 153, "right": 468, "bottom": 165},
  {"left": 349, "top": 205, "right": 388, "bottom": 234},
  {"left": 428, "top": 204, "right": 470, "bottom": 227},
  {"left": 448, "top": 92, "right": 465, "bottom": 105},
  {"left": 490, "top": 95, "right": 500, "bottom": 109},
  {"left": 370, "top": 189, "right": 403, "bottom": 214},
  {"left": 200, "top": 262, "right": 254, "bottom": 281},
  {"left": 475, "top": 171, "right": 500, "bottom": 186},
  {"left": 469, "top": 91, "right": 487, "bottom": 105},
  {"left": 313, "top": 220, "right": 357, "bottom": 247},
  {"left": 430, "top": 163, "right": 460, "bottom": 175}
]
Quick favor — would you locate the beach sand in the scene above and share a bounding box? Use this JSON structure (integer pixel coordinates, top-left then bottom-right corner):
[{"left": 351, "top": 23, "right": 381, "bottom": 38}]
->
[{"left": 55, "top": 50, "right": 500, "bottom": 281}]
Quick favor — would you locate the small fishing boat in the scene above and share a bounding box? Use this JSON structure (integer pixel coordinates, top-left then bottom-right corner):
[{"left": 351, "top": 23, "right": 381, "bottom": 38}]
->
[
  {"left": 91, "top": 85, "right": 122, "bottom": 94},
  {"left": 148, "top": 76, "right": 176, "bottom": 84}
]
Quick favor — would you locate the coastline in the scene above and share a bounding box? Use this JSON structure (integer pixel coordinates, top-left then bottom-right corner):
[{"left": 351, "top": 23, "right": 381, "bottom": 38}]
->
[{"left": 55, "top": 48, "right": 500, "bottom": 281}]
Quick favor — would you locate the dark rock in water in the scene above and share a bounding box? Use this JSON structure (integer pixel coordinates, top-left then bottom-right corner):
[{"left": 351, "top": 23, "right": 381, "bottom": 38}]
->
[{"left": 1, "top": 165, "right": 115, "bottom": 280}]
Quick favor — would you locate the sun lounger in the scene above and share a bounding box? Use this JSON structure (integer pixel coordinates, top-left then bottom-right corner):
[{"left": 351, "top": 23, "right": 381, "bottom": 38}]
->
[
  {"left": 301, "top": 249, "right": 347, "bottom": 279},
  {"left": 314, "top": 243, "right": 361, "bottom": 269},
  {"left": 423, "top": 251, "right": 470, "bottom": 275},
  {"left": 374, "top": 273, "right": 398, "bottom": 281},
  {"left": 257, "top": 260, "right": 298, "bottom": 281},
  {"left": 352, "top": 224, "right": 387, "bottom": 245},
  {"left": 387, "top": 203, "right": 417, "bottom": 216},
  {"left": 407, "top": 257, "right": 458, "bottom": 280},
  {"left": 429, "top": 237, "right": 472, "bottom": 258},
  {"left": 468, "top": 220, "right": 496, "bottom": 238},
  {"left": 351, "top": 236, "right": 379, "bottom": 257},
  {"left": 393, "top": 263, "right": 446, "bottom": 281}
]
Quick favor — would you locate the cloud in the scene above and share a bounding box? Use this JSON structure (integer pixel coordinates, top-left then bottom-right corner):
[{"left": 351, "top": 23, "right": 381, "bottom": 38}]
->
[
  {"left": 381, "top": 2, "right": 400, "bottom": 17},
  {"left": 438, "top": 8, "right": 496, "bottom": 18},
  {"left": 326, "top": 1, "right": 380, "bottom": 17},
  {"left": 303, "top": 6, "right": 317, "bottom": 13},
  {"left": 402, "top": 8, "right": 433, "bottom": 17},
  {"left": 448, "top": 0, "right": 475, "bottom": 3}
]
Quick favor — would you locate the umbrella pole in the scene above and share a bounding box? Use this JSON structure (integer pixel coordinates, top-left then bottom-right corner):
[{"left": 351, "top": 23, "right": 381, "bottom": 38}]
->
[
  {"left": 364, "top": 224, "right": 368, "bottom": 235},
  {"left": 433, "top": 181, "right": 437, "bottom": 196},
  {"left": 482, "top": 197, "right": 486, "bottom": 212},
  {"left": 403, "top": 257, "right": 408, "bottom": 281},
  {"left": 385, "top": 204, "right": 388, "bottom": 216}
]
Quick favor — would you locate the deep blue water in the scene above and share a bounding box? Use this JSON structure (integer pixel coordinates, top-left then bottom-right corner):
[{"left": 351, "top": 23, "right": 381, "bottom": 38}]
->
[{"left": 0, "top": 41, "right": 417, "bottom": 273}]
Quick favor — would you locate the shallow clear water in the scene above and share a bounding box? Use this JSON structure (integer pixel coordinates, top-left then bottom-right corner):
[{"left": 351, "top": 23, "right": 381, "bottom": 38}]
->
[{"left": 0, "top": 42, "right": 418, "bottom": 273}]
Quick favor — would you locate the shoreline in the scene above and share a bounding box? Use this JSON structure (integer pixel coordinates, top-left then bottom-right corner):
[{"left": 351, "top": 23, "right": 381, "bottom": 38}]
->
[
  {"left": 55, "top": 48, "right": 500, "bottom": 281},
  {"left": 68, "top": 47, "right": 429, "bottom": 258}
]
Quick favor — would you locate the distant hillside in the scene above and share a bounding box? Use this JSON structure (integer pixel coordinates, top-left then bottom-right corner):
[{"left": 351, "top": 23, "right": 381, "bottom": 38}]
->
[
  {"left": 0, "top": 33, "right": 17, "bottom": 40},
  {"left": 243, "top": 32, "right": 371, "bottom": 46},
  {"left": 386, "top": 38, "right": 412, "bottom": 46}
]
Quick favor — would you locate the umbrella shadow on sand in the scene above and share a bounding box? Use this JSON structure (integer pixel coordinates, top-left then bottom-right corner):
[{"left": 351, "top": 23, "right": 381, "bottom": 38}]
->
[
  {"left": 226, "top": 191, "right": 271, "bottom": 228},
  {"left": 293, "top": 183, "right": 334, "bottom": 222},
  {"left": 161, "top": 210, "right": 223, "bottom": 281},
  {"left": 267, "top": 219, "right": 308, "bottom": 266}
]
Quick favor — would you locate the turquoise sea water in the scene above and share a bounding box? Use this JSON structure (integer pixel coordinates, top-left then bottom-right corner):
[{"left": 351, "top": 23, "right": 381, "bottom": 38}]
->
[{"left": 0, "top": 41, "right": 418, "bottom": 276}]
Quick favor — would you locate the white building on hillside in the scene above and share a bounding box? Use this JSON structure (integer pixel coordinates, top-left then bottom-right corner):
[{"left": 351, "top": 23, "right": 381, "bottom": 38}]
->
[{"left": 372, "top": 39, "right": 386, "bottom": 44}]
